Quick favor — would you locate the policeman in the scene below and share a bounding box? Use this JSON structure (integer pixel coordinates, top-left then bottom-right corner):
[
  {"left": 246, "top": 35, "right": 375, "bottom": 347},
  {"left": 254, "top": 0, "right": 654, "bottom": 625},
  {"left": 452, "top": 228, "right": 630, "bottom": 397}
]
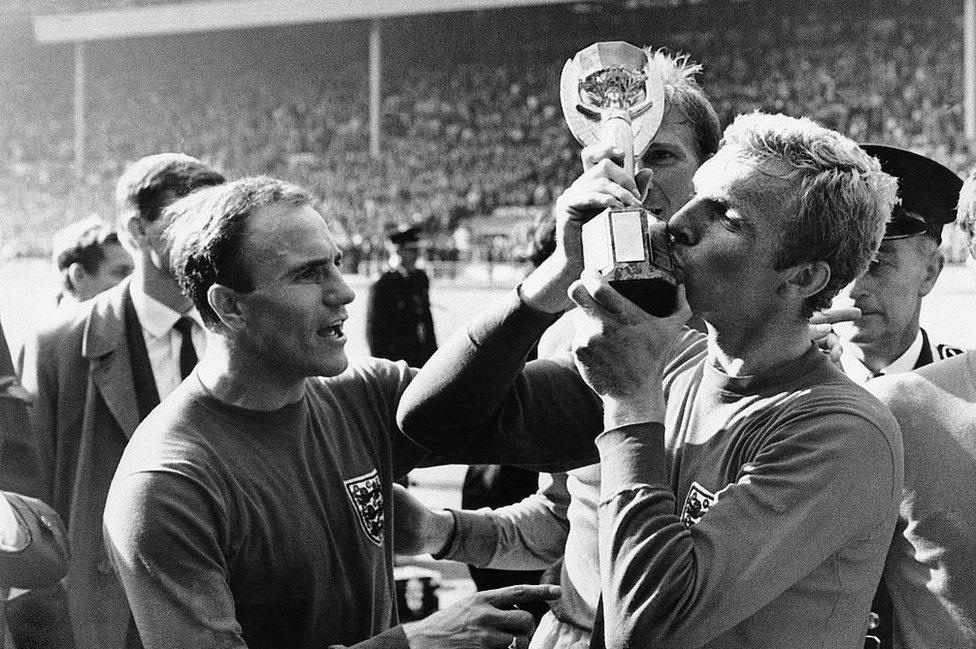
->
[
  {"left": 836, "top": 144, "right": 964, "bottom": 383},
  {"left": 833, "top": 145, "right": 963, "bottom": 649},
  {"left": 365, "top": 225, "right": 437, "bottom": 368}
]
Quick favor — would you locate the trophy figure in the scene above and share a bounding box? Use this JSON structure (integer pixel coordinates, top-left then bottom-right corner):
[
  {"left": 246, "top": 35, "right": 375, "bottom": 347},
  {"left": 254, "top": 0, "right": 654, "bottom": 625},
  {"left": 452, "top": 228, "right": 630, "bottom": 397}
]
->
[{"left": 560, "top": 41, "right": 679, "bottom": 317}]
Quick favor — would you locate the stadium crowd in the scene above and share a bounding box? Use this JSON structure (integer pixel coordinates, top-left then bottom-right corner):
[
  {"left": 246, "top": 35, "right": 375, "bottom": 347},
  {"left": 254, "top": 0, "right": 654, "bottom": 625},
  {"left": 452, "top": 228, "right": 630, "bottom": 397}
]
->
[{"left": 0, "top": 2, "right": 971, "bottom": 252}]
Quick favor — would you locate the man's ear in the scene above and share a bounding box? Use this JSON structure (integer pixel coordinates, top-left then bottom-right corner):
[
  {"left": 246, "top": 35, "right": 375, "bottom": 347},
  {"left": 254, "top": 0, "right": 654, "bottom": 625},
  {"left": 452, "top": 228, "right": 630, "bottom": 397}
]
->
[
  {"left": 918, "top": 247, "right": 945, "bottom": 298},
  {"left": 784, "top": 260, "right": 831, "bottom": 301},
  {"left": 120, "top": 212, "right": 149, "bottom": 248},
  {"left": 66, "top": 263, "right": 92, "bottom": 297},
  {"left": 208, "top": 284, "right": 247, "bottom": 331}
]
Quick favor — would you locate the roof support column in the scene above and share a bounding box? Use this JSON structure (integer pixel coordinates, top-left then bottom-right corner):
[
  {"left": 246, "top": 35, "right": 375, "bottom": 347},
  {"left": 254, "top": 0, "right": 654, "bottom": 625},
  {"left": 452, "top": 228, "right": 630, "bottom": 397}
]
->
[
  {"left": 369, "top": 18, "right": 382, "bottom": 160},
  {"left": 73, "top": 40, "right": 86, "bottom": 181},
  {"left": 966, "top": 0, "right": 975, "bottom": 141}
]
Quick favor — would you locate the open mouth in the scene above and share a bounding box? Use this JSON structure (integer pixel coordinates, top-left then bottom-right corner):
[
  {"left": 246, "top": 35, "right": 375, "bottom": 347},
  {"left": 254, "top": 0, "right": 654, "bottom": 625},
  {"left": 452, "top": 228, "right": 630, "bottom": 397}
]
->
[{"left": 321, "top": 322, "right": 345, "bottom": 338}]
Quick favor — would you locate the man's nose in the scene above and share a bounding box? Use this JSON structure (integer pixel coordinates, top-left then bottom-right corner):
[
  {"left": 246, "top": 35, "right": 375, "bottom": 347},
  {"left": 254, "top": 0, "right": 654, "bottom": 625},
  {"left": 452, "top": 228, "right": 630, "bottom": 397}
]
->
[
  {"left": 847, "top": 277, "right": 868, "bottom": 300},
  {"left": 668, "top": 205, "right": 697, "bottom": 247},
  {"left": 326, "top": 279, "right": 356, "bottom": 306}
]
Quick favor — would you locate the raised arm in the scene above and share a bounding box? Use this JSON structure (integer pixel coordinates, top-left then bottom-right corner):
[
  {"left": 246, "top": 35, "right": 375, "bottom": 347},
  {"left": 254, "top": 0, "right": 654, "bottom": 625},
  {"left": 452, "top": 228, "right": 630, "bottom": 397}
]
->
[{"left": 397, "top": 145, "right": 648, "bottom": 471}]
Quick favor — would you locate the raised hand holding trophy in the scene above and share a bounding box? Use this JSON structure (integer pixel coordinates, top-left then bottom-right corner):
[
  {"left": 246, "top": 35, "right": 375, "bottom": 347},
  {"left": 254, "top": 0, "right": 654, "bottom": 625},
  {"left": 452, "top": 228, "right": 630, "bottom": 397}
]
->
[{"left": 560, "top": 42, "right": 679, "bottom": 317}]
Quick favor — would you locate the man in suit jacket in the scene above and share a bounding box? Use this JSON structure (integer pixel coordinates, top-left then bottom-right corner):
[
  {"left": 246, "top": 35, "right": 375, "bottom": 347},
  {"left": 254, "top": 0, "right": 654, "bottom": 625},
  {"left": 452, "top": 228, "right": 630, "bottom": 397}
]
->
[{"left": 14, "top": 154, "right": 224, "bottom": 649}]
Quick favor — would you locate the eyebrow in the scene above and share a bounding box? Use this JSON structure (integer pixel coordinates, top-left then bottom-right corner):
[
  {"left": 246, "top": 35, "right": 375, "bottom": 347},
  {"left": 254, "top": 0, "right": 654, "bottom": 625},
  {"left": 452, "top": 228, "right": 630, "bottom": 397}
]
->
[{"left": 285, "top": 255, "right": 338, "bottom": 279}]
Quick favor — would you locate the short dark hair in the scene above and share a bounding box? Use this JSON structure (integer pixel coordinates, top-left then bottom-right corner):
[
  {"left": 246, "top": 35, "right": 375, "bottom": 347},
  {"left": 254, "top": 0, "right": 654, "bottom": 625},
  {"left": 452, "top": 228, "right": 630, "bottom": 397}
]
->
[
  {"left": 52, "top": 217, "right": 120, "bottom": 293},
  {"left": 165, "top": 176, "right": 313, "bottom": 328},
  {"left": 115, "top": 153, "right": 225, "bottom": 224}
]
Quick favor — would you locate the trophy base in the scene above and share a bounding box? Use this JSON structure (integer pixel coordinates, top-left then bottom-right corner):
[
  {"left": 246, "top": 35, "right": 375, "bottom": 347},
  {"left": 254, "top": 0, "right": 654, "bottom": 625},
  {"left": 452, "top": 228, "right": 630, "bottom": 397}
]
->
[{"left": 609, "top": 277, "right": 677, "bottom": 317}]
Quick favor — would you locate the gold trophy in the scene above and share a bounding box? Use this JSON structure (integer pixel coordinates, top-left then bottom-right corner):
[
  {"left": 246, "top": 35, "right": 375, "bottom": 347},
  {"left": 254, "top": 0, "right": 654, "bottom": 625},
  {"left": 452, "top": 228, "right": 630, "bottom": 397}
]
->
[{"left": 560, "top": 42, "right": 678, "bottom": 316}]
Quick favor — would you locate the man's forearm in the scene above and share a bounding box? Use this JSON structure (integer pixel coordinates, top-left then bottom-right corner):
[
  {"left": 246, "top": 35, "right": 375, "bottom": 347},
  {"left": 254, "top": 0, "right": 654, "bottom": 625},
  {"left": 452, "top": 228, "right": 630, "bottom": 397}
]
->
[
  {"left": 397, "top": 290, "right": 602, "bottom": 472},
  {"left": 436, "top": 493, "right": 570, "bottom": 571},
  {"left": 520, "top": 254, "right": 582, "bottom": 314}
]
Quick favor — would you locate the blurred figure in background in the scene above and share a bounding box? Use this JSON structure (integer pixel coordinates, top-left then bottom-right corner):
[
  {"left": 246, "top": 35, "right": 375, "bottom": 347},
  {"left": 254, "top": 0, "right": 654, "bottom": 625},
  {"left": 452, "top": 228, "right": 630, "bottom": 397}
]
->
[
  {"left": 51, "top": 218, "right": 133, "bottom": 306},
  {"left": 366, "top": 225, "right": 437, "bottom": 368}
]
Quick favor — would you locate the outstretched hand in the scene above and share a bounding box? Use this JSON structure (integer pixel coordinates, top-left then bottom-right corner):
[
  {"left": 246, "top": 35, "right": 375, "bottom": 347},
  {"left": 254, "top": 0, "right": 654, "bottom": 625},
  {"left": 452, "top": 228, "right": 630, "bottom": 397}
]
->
[{"left": 402, "top": 584, "right": 561, "bottom": 649}]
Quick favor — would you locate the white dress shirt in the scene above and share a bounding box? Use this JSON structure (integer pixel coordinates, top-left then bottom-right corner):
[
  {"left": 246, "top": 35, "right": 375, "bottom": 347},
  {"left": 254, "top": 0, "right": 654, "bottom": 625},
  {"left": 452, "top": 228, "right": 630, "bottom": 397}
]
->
[
  {"left": 129, "top": 286, "right": 206, "bottom": 400},
  {"left": 840, "top": 330, "right": 924, "bottom": 384}
]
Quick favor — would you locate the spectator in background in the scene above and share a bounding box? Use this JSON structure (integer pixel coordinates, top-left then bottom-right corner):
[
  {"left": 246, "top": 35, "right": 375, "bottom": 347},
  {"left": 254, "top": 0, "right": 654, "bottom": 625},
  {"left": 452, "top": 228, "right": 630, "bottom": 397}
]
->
[
  {"left": 16, "top": 153, "right": 223, "bottom": 649},
  {"left": 861, "top": 165, "right": 976, "bottom": 648},
  {"left": 366, "top": 225, "right": 437, "bottom": 368},
  {"left": 51, "top": 217, "right": 133, "bottom": 306}
]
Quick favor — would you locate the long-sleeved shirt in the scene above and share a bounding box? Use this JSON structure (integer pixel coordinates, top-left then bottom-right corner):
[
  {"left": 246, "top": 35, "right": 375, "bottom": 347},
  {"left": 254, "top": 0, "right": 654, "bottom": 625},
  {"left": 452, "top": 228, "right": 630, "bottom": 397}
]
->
[{"left": 398, "top": 290, "right": 904, "bottom": 649}]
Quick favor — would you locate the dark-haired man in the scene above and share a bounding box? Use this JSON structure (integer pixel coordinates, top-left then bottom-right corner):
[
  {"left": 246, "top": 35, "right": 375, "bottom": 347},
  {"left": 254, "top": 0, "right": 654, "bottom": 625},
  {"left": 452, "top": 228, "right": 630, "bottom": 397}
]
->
[
  {"left": 102, "top": 176, "right": 581, "bottom": 649},
  {"left": 16, "top": 153, "right": 224, "bottom": 649},
  {"left": 51, "top": 217, "right": 133, "bottom": 305}
]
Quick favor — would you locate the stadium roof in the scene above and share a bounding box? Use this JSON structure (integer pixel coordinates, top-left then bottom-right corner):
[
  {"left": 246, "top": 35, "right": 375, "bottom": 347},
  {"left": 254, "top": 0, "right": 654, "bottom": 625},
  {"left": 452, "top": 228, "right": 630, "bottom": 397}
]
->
[{"left": 33, "top": 0, "right": 579, "bottom": 43}]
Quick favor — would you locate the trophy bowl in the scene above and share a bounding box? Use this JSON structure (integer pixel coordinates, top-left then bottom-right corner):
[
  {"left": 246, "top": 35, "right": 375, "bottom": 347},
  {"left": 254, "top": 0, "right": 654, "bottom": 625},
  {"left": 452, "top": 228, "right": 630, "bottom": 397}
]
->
[{"left": 560, "top": 42, "right": 679, "bottom": 316}]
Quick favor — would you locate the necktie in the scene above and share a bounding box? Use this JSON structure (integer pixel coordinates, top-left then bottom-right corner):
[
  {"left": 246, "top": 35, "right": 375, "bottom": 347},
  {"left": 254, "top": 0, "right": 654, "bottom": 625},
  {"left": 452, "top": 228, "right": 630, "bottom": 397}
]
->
[
  {"left": 173, "top": 317, "right": 198, "bottom": 380},
  {"left": 589, "top": 597, "right": 605, "bottom": 648}
]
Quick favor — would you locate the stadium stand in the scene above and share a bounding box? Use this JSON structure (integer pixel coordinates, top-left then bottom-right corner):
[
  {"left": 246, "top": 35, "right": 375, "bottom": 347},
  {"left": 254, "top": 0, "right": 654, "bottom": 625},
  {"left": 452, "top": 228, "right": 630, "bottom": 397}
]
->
[{"left": 0, "top": 0, "right": 970, "bottom": 254}]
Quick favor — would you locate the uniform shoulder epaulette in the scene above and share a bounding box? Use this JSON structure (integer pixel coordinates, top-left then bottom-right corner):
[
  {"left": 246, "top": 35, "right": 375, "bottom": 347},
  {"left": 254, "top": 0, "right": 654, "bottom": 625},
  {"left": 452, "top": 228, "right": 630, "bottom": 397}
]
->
[{"left": 935, "top": 344, "right": 965, "bottom": 360}]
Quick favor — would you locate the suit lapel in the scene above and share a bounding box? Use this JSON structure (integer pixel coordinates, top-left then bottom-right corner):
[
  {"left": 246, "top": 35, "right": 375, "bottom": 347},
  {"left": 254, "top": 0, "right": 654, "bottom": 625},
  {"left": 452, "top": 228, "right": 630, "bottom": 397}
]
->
[
  {"left": 914, "top": 327, "right": 934, "bottom": 370},
  {"left": 83, "top": 281, "right": 141, "bottom": 439}
]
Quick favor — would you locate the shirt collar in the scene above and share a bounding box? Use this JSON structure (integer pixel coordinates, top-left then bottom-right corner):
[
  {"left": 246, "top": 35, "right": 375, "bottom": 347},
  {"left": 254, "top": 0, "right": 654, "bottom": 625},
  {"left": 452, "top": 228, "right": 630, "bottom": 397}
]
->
[
  {"left": 129, "top": 283, "right": 204, "bottom": 338},
  {"left": 840, "top": 330, "right": 924, "bottom": 383},
  {"left": 880, "top": 330, "right": 925, "bottom": 375}
]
